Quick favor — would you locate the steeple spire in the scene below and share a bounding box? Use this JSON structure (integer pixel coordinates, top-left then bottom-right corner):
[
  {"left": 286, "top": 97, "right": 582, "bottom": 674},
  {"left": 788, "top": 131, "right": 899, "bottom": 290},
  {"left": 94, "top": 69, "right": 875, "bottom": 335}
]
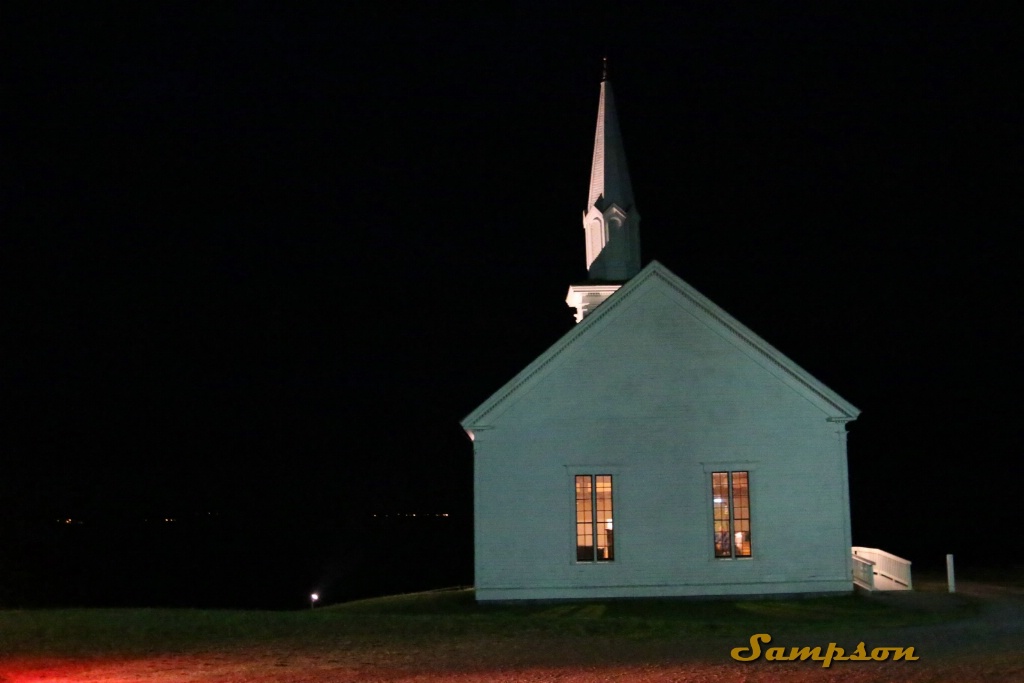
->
[
  {"left": 567, "top": 64, "right": 642, "bottom": 322},
  {"left": 583, "top": 64, "right": 641, "bottom": 281}
]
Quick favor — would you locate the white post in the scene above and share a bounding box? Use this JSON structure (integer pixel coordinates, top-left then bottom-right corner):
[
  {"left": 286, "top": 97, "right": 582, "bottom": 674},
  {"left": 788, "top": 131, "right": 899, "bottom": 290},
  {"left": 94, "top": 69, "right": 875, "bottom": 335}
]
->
[{"left": 946, "top": 554, "right": 955, "bottom": 593}]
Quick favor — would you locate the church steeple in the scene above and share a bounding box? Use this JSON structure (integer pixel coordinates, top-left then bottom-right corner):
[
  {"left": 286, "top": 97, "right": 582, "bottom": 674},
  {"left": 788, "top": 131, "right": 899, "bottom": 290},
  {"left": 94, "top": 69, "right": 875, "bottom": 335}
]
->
[{"left": 567, "top": 61, "right": 642, "bottom": 323}]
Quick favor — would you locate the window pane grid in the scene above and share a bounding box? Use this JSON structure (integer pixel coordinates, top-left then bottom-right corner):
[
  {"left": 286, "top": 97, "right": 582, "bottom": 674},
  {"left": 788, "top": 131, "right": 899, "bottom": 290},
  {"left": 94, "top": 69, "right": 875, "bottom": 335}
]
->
[
  {"left": 712, "top": 472, "right": 732, "bottom": 557},
  {"left": 731, "top": 471, "right": 751, "bottom": 557},
  {"left": 575, "top": 474, "right": 614, "bottom": 562},
  {"left": 711, "top": 471, "right": 752, "bottom": 559},
  {"left": 575, "top": 476, "right": 594, "bottom": 561},
  {"left": 596, "top": 475, "right": 614, "bottom": 561}
]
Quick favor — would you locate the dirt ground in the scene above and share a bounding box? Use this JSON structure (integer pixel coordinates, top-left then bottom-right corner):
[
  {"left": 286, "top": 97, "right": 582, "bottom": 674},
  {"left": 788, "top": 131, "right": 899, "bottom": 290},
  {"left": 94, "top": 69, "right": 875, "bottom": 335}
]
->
[{"left": 3, "top": 582, "right": 1022, "bottom": 682}]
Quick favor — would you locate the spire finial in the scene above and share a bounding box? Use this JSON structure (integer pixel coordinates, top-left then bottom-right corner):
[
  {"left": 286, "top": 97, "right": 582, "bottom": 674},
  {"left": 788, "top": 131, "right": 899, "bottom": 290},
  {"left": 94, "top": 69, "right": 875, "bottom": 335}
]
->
[{"left": 601, "top": 56, "right": 609, "bottom": 82}]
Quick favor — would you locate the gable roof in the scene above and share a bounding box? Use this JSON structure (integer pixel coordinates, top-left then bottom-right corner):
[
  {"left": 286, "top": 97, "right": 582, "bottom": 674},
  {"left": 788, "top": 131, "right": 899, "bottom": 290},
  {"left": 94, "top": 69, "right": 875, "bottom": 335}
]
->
[{"left": 462, "top": 260, "right": 861, "bottom": 428}]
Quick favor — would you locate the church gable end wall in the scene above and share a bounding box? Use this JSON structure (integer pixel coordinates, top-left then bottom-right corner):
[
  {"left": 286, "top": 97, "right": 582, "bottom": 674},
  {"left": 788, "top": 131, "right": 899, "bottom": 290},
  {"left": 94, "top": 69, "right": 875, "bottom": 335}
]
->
[{"left": 473, "top": 287, "right": 852, "bottom": 600}]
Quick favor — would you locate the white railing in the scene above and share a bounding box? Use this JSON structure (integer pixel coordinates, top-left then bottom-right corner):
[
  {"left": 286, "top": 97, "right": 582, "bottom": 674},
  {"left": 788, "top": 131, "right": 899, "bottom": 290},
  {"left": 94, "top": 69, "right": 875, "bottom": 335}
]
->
[
  {"left": 851, "top": 546, "right": 912, "bottom": 590},
  {"left": 851, "top": 554, "right": 875, "bottom": 590}
]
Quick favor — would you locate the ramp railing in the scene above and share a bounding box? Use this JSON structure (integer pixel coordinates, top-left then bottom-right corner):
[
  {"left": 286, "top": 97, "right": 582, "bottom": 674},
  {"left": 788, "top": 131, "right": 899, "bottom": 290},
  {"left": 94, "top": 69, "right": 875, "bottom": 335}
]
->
[{"left": 851, "top": 546, "right": 912, "bottom": 590}]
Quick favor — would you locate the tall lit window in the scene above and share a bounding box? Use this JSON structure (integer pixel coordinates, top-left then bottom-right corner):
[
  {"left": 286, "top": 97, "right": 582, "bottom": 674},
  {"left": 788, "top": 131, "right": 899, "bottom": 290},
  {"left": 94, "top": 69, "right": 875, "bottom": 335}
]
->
[
  {"left": 712, "top": 471, "right": 752, "bottom": 558},
  {"left": 576, "top": 475, "right": 614, "bottom": 562}
]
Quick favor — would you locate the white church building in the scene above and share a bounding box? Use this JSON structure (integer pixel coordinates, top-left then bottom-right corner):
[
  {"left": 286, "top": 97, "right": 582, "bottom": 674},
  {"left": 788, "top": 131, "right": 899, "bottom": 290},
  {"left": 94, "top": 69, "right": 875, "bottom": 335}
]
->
[{"left": 462, "top": 73, "right": 865, "bottom": 602}]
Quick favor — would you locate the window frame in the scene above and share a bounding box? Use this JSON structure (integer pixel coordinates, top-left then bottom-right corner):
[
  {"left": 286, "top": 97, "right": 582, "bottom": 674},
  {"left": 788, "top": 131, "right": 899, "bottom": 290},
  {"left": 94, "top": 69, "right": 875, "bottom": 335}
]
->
[
  {"left": 574, "top": 473, "right": 615, "bottom": 563},
  {"left": 704, "top": 465, "right": 755, "bottom": 561}
]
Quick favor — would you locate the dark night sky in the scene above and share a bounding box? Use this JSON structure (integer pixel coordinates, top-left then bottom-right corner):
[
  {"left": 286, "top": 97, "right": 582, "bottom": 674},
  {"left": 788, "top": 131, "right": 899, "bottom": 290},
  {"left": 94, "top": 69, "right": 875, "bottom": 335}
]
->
[{"left": 3, "top": 2, "right": 1023, "bottom": 603}]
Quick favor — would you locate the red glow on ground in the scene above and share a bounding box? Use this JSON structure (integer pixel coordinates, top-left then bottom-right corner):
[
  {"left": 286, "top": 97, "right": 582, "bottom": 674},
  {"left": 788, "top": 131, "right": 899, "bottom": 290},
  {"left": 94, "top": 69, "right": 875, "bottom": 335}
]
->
[
  {"left": 0, "top": 656, "right": 201, "bottom": 683},
  {"left": 2, "top": 656, "right": 739, "bottom": 683}
]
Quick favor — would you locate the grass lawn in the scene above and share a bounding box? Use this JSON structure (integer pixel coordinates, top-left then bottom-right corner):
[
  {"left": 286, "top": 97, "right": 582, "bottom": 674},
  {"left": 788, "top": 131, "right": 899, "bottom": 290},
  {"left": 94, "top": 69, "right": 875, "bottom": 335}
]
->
[
  {"left": 0, "top": 584, "right": 1017, "bottom": 682},
  {"left": 0, "top": 586, "right": 976, "bottom": 655}
]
